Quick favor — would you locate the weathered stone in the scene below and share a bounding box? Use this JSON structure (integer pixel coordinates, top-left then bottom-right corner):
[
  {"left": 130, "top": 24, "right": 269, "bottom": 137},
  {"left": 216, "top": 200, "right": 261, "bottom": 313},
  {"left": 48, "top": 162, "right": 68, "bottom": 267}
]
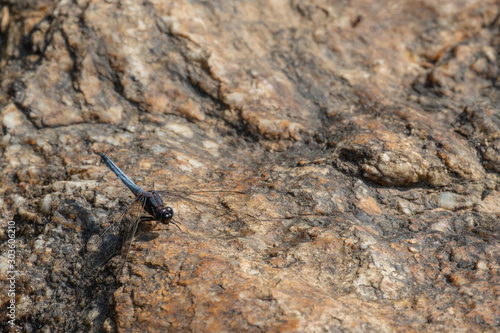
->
[{"left": 0, "top": 0, "right": 499, "bottom": 332}]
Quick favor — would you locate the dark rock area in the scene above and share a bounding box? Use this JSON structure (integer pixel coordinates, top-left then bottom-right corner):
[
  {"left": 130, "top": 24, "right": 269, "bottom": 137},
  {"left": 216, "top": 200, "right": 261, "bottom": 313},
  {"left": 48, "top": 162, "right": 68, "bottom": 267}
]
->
[{"left": 0, "top": 0, "right": 499, "bottom": 332}]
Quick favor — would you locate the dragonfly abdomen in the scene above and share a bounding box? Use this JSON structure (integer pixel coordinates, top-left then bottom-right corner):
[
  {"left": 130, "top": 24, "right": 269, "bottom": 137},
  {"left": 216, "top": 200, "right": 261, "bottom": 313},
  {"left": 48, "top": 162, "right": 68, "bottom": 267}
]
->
[{"left": 100, "top": 153, "right": 143, "bottom": 196}]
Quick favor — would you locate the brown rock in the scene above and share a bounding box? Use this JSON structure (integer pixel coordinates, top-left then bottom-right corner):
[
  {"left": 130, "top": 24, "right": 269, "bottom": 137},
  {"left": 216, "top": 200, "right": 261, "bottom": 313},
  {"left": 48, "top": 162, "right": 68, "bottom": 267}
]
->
[{"left": 0, "top": 1, "right": 499, "bottom": 332}]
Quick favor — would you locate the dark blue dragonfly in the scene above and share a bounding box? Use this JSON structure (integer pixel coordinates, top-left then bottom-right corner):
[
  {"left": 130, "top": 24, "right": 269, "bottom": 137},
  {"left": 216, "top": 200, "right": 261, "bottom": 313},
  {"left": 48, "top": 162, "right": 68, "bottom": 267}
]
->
[
  {"left": 85, "top": 153, "right": 178, "bottom": 277},
  {"left": 100, "top": 153, "right": 175, "bottom": 225},
  {"left": 85, "top": 153, "right": 257, "bottom": 278}
]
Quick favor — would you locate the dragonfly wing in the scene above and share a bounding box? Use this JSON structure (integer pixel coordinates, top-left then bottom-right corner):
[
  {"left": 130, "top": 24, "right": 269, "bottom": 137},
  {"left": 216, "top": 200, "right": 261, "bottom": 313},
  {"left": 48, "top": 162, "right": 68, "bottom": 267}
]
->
[
  {"left": 84, "top": 199, "right": 143, "bottom": 277},
  {"left": 115, "top": 194, "right": 148, "bottom": 276},
  {"left": 157, "top": 189, "right": 260, "bottom": 225}
]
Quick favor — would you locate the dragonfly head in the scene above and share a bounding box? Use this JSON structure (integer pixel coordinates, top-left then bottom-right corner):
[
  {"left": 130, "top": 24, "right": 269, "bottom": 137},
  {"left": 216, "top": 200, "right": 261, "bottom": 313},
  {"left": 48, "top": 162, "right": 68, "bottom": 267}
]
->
[{"left": 157, "top": 206, "right": 174, "bottom": 224}]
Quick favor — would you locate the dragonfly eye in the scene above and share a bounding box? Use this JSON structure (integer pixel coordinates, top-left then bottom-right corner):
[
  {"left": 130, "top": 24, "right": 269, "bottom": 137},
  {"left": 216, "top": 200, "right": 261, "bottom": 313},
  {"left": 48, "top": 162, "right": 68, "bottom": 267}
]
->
[{"left": 158, "top": 207, "right": 174, "bottom": 224}]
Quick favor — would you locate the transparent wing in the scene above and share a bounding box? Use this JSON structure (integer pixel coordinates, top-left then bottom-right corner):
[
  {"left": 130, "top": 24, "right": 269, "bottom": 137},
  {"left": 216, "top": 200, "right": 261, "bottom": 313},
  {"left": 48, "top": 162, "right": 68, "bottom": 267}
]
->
[
  {"left": 84, "top": 197, "right": 145, "bottom": 277},
  {"left": 156, "top": 188, "right": 261, "bottom": 225},
  {"left": 115, "top": 194, "right": 149, "bottom": 276}
]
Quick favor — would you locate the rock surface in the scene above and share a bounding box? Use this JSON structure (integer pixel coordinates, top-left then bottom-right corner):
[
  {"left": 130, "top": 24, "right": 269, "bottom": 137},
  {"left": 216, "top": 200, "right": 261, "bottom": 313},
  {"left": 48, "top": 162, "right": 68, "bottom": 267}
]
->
[{"left": 0, "top": 0, "right": 499, "bottom": 332}]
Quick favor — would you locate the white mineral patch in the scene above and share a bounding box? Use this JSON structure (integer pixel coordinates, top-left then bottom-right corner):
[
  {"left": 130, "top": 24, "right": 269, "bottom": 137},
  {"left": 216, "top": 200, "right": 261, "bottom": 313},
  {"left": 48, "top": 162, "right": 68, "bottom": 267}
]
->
[
  {"left": 165, "top": 123, "right": 194, "bottom": 138},
  {"left": 437, "top": 192, "right": 458, "bottom": 210}
]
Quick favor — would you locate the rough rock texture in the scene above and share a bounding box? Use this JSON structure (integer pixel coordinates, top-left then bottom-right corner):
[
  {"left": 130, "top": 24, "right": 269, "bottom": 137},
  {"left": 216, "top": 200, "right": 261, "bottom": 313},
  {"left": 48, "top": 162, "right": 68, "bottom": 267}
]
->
[{"left": 0, "top": 0, "right": 499, "bottom": 332}]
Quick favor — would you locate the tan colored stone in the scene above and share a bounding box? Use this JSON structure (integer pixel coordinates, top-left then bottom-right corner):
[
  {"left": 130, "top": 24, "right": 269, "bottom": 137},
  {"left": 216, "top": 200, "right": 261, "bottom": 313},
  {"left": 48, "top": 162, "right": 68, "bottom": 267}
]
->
[{"left": 1, "top": 1, "right": 499, "bottom": 332}]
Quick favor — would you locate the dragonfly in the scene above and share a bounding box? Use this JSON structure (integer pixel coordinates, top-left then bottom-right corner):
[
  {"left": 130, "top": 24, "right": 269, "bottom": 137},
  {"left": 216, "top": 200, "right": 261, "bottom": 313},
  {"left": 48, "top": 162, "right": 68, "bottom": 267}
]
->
[
  {"left": 84, "top": 153, "right": 178, "bottom": 278},
  {"left": 85, "top": 153, "right": 255, "bottom": 278}
]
